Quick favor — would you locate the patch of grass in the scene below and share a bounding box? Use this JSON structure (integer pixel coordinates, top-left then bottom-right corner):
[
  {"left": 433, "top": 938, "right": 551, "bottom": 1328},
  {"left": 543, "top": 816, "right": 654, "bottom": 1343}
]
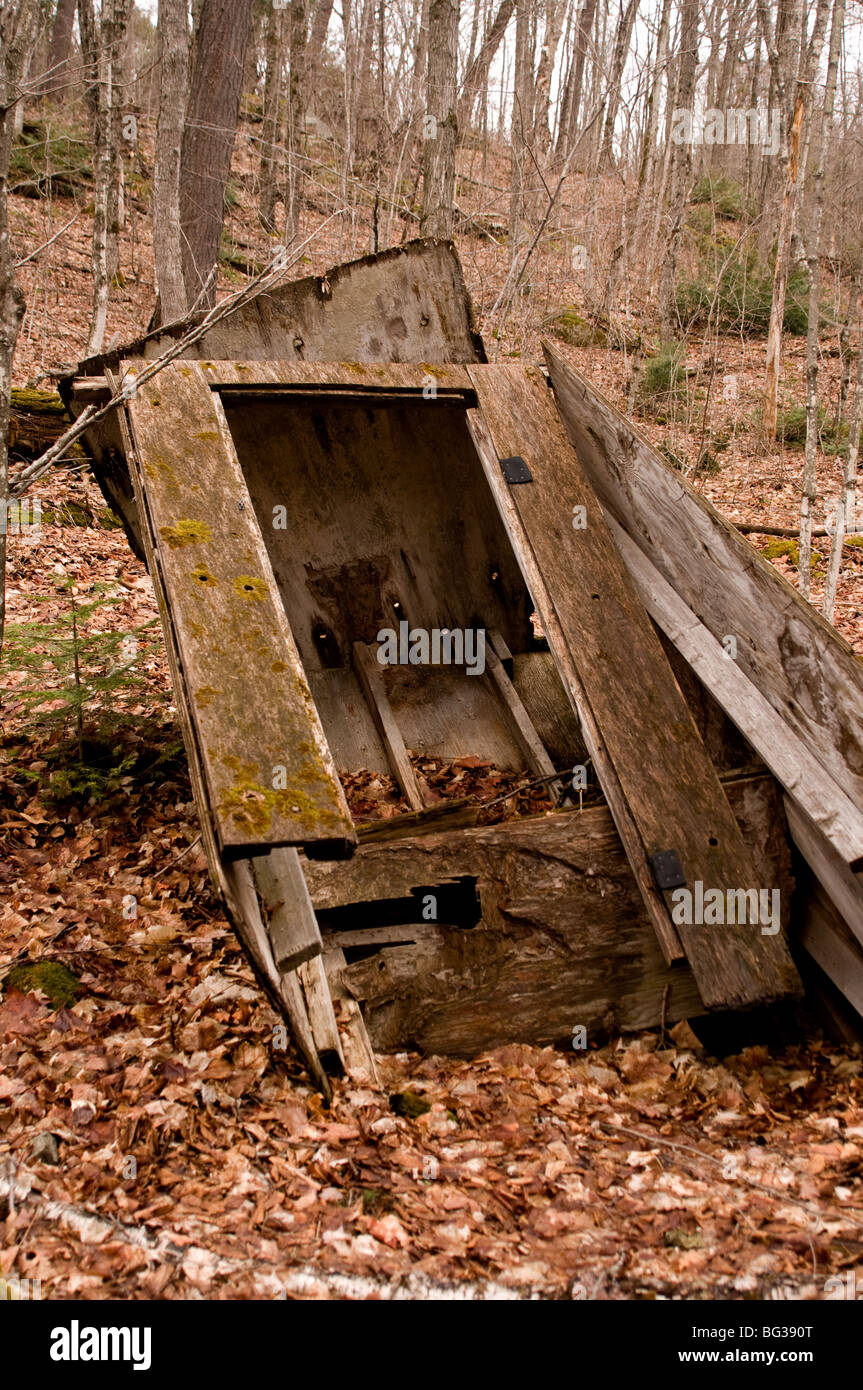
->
[
  {"left": 677, "top": 249, "right": 809, "bottom": 337},
  {"left": 638, "top": 344, "right": 688, "bottom": 419},
  {"left": 690, "top": 173, "right": 745, "bottom": 219},
  {"left": 761, "top": 537, "right": 822, "bottom": 569},
  {"left": 389, "top": 1090, "right": 431, "bottom": 1118},
  {"left": 547, "top": 306, "right": 607, "bottom": 348},
  {"left": 775, "top": 404, "right": 849, "bottom": 455},
  {"left": 10, "top": 117, "right": 92, "bottom": 199}
]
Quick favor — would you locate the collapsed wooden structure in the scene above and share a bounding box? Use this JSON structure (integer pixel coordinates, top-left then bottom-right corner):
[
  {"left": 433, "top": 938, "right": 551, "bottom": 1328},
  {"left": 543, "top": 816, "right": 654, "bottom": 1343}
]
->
[{"left": 61, "top": 239, "right": 863, "bottom": 1090}]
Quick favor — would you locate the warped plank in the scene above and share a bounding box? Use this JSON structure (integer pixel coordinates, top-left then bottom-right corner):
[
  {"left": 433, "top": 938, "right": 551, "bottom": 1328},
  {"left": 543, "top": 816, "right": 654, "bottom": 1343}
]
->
[
  {"left": 607, "top": 515, "right": 863, "bottom": 873},
  {"left": 124, "top": 360, "right": 355, "bottom": 857},
  {"left": 468, "top": 363, "right": 800, "bottom": 1011},
  {"left": 545, "top": 340, "right": 863, "bottom": 822}
]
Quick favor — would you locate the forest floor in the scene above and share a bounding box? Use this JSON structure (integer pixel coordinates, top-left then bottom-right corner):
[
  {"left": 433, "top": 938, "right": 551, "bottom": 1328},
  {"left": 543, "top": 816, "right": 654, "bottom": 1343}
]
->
[{"left": 3, "top": 122, "right": 863, "bottom": 1299}]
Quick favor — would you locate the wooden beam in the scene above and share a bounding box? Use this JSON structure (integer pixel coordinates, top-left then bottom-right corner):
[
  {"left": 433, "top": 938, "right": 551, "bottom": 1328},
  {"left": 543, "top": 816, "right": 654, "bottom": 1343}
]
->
[
  {"left": 305, "top": 774, "right": 793, "bottom": 1056},
  {"left": 486, "top": 634, "right": 558, "bottom": 780},
  {"left": 798, "top": 880, "right": 863, "bottom": 1018},
  {"left": 352, "top": 641, "right": 425, "bottom": 812},
  {"left": 297, "top": 954, "right": 345, "bottom": 1071},
  {"left": 252, "top": 847, "right": 323, "bottom": 972}
]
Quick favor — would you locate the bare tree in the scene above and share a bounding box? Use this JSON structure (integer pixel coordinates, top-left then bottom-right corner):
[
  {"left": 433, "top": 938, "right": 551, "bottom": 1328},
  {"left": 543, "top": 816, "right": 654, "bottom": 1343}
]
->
[
  {"left": 799, "top": 0, "right": 844, "bottom": 595},
  {"left": 760, "top": 0, "right": 829, "bottom": 439},
  {"left": 420, "top": 0, "right": 459, "bottom": 236},
  {"left": 285, "top": 0, "right": 308, "bottom": 245},
  {"left": 459, "top": 0, "right": 514, "bottom": 134},
  {"left": 259, "top": 0, "right": 284, "bottom": 233},
  {"left": 0, "top": 0, "right": 40, "bottom": 650},
  {"left": 153, "top": 0, "right": 190, "bottom": 324},
  {"left": 179, "top": 0, "right": 254, "bottom": 308},
  {"left": 43, "top": 0, "right": 78, "bottom": 96},
  {"left": 658, "top": 0, "right": 699, "bottom": 341},
  {"left": 556, "top": 0, "right": 598, "bottom": 159}
]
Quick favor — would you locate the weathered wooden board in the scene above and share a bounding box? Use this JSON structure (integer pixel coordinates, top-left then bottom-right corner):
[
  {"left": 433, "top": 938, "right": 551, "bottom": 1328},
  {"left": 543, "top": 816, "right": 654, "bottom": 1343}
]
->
[
  {"left": 468, "top": 363, "right": 800, "bottom": 1011},
  {"left": 544, "top": 340, "right": 863, "bottom": 823},
  {"left": 124, "top": 360, "right": 355, "bottom": 857},
  {"left": 111, "top": 376, "right": 334, "bottom": 1088},
  {"left": 198, "top": 360, "right": 474, "bottom": 391},
  {"left": 608, "top": 515, "right": 863, "bottom": 872},
  {"left": 253, "top": 847, "right": 323, "bottom": 971},
  {"left": 305, "top": 774, "right": 793, "bottom": 1054},
  {"left": 62, "top": 240, "right": 484, "bottom": 557}
]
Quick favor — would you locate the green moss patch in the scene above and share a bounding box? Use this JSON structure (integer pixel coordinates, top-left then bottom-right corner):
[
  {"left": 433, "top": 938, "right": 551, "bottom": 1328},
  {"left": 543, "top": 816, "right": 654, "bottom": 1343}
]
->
[{"left": 6, "top": 960, "right": 82, "bottom": 1008}]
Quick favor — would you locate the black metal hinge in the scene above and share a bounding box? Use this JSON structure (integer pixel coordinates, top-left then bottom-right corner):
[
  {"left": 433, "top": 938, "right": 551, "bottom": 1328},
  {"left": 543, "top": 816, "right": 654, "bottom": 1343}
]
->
[
  {"left": 500, "top": 455, "right": 532, "bottom": 484},
  {"left": 649, "top": 849, "right": 687, "bottom": 892}
]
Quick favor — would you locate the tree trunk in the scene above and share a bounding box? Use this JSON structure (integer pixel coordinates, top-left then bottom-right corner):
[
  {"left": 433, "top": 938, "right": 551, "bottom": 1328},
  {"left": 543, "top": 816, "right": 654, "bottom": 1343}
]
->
[
  {"left": 0, "top": 0, "right": 40, "bottom": 652},
  {"left": 509, "top": 0, "right": 530, "bottom": 245},
  {"left": 555, "top": 0, "right": 597, "bottom": 159},
  {"left": 761, "top": 0, "right": 829, "bottom": 440},
  {"left": 420, "top": 0, "right": 459, "bottom": 237},
  {"left": 599, "top": 0, "right": 640, "bottom": 167},
  {"left": 532, "top": 0, "right": 565, "bottom": 149},
  {"left": 106, "top": 0, "right": 132, "bottom": 287},
  {"left": 78, "top": 0, "right": 110, "bottom": 355},
  {"left": 798, "top": 0, "right": 844, "bottom": 597},
  {"left": 259, "top": 0, "right": 284, "bottom": 233},
  {"left": 458, "top": 0, "right": 514, "bottom": 134},
  {"left": 153, "top": 0, "right": 190, "bottom": 324},
  {"left": 179, "top": 0, "right": 254, "bottom": 309},
  {"left": 285, "top": 0, "right": 308, "bottom": 245},
  {"left": 657, "top": 0, "right": 699, "bottom": 341},
  {"left": 44, "top": 0, "right": 78, "bottom": 96}
]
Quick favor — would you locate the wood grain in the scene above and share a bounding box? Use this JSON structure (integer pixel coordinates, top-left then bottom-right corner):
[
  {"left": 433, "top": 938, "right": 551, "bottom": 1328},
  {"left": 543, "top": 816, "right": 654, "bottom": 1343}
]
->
[
  {"left": 124, "top": 360, "right": 355, "bottom": 857},
  {"left": 545, "top": 340, "right": 863, "bottom": 819},
  {"left": 468, "top": 363, "right": 800, "bottom": 1010}
]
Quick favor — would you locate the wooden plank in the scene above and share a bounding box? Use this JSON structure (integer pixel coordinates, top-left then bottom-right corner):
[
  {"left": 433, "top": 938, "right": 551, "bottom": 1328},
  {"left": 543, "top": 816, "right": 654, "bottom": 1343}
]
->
[
  {"left": 607, "top": 514, "right": 863, "bottom": 872},
  {"left": 798, "top": 880, "right": 863, "bottom": 1018},
  {"left": 109, "top": 372, "right": 333, "bottom": 1092},
  {"left": 63, "top": 239, "right": 484, "bottom": 558},
  {"left": 123, "top": 361, "right": 355, "bottom": 857},
  {"left": 252, "top": 847, "right": 323, "bottom": 972},
  {"left": 469, "top": 401, "right": 685, "bottom": 968},
  {"left": 486, "top": 635, "right": 558, "bottom": 779},
  {"left": 297, "top": 954, "right": 345, "bottom": 1070},
  {"left": 321, "top": 947, "right": 380, "bottom": 1084},
  {"left": 783, "top": 798, "right": 863, "bottom": 949},
  {"left": 306, "top": 774, "right": 793, "bottom": 1054},
  {"left": 544, "top": 340, "right": 863, "bottom": 818},
  {"left": 468, "top": 363, "right": 800, "bottom": 1010},
  {"left": 352, "top": 641, "right": 425, "bottom": 812},
  {"left": 195, "top": 360, "right": 474, "bottom": 392}
]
